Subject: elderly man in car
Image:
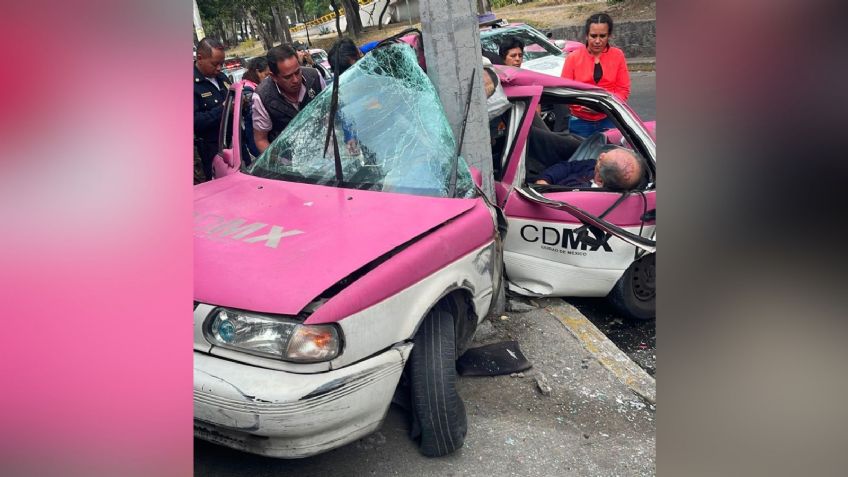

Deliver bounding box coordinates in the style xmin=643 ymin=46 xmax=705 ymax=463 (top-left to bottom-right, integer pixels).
xmin=534 ymin=147 xmax=643 ymax=191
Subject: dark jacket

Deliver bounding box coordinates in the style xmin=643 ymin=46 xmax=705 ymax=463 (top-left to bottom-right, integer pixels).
xmin=256 ymin=67 xmax=322 ymax=143
xmin=539 ymin=159 xmax=597 ymax=188
xmin=193 ymin=64 xmax=231 ymax=143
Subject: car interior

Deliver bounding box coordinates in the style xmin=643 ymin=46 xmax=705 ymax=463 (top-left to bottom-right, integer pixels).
xmin=490 ymin=93 xmax=653 ymax=193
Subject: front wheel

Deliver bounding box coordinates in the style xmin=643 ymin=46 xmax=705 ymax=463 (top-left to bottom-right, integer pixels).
xmin=409 ymin=309 xmax=467 ymax=457
xmin=608 ymin=253 xmax=655 ymax=320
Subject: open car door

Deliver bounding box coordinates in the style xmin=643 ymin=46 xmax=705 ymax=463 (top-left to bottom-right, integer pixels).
xmin=494 ymin=77 xmax=656 ymax=319
xmin=210 ymin=82 xmax=245 ymax=179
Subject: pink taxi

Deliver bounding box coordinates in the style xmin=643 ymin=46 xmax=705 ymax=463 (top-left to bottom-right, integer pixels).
xmin=194 ymin=44 xmax=502 ymax=458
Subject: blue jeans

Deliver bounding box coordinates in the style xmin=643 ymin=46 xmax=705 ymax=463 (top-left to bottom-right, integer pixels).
xmin=568 ymin=116 xmax=615 ymax=138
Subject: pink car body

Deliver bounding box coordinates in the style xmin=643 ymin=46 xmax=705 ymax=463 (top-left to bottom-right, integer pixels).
xmin=491 ymin=66 xmax=656 ymax=316
xmin=196 ymin=49 xmax=501 ymax=458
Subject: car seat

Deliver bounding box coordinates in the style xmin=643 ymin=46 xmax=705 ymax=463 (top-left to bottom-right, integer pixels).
xmin=566 ymin=131 xmax=609 ymax=163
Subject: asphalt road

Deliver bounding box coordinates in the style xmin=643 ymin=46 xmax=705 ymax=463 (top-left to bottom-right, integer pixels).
xmin=626 ymin=72 xmax=656 ymax=121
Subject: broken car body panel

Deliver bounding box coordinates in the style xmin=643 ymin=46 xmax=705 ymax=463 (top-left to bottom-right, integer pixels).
xmin=493 ymin=66 xmax=656 ymax=298
xmin=194 ymin=44 xmax=498 ymax=458
xmin=194 ymin=343 xmax=413 ymax=458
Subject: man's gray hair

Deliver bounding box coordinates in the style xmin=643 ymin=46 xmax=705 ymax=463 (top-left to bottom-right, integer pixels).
xmin=597 ymin=146 xmax=644 ymax=191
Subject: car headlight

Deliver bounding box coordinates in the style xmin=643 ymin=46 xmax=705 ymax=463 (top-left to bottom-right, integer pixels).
xmin=204 ymin=308 xmax=341 ymax=363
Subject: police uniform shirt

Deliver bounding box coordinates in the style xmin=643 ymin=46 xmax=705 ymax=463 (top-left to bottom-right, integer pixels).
xmin=194 ymin=64 xmax=230 ymax=142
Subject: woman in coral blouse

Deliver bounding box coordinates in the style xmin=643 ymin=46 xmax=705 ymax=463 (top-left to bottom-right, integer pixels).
xmin=561 ymin=13 xmax=631 ymax=138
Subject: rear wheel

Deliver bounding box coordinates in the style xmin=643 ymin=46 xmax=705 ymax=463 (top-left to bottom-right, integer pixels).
xmin=608 ymin=254 xmax=655 ymax=320
xmin=409 ymin=309 xmax=467 ymax=457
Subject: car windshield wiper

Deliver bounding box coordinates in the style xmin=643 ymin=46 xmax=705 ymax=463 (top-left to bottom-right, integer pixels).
xmin=449 ymin=68 xmax=476 ymax=198
xmin=323 ymin=49 xmax=344 ymax=184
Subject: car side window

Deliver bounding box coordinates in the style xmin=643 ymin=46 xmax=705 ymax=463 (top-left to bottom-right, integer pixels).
xmin=217 ymin=89 xmax=235 ymax=152
xmin=528 ymin=97 xmax=651 ymax=192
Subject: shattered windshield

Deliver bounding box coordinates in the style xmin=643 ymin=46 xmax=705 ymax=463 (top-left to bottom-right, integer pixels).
xmin=247 ymin=43 xmax=474 ymax=198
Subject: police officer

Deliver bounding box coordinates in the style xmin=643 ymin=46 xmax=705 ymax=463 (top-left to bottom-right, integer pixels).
xmin=194 ymin=38 xmax=230 ymax=182
xmin=252 ymin=44 xmax=325 ymax=154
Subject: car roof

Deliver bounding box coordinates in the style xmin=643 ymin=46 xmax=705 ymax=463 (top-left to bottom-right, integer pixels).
xmin=494 ymin=65 xmax=608 ymax=93
xmin=480 ymin=23 xmax=533 ymax=35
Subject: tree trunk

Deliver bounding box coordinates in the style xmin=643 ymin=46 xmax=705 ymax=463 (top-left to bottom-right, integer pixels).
xmin=279 ymin=7 xmax=293 ymax=43
xmin=299 ymin=6 xmax=312 ymax=45
xmin=248 ymin=10 xmax=274 ymax=51
xmin=342 ymin=0 xmax=363 ymax=36
xmin=350 ymin=0 xmax=363 ymax=32
xmin=477 ymin=0 xmax=491 ymax=14
xmin=330 ymin=1 xmax=342 ymax=38
xmin=378 ymin=0 xmax=390 ymax=30
xmin=271 ymin=6 xmax=285 ymax=43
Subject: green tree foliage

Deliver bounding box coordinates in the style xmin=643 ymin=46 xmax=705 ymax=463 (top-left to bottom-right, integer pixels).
xmin=199 ymin=0 xmax=299 ymax=50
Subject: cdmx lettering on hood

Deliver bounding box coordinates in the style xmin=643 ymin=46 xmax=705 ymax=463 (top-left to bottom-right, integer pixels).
xmin=194 ymin=213 xmax=304 ymax=249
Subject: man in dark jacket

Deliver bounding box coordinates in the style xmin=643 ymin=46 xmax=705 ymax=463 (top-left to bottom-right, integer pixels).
xmin=535 ymin=147 xmax=643 ymax=191
xmin=252 ymin=44 xmax=325 ymax=154
xmin=193 ymin=38 xmax=230 ymax=181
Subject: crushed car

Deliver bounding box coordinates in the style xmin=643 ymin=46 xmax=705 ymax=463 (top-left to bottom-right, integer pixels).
xmin=194 ymin=36 xmax=656 ymax=461
xmin=489 ymin=65 xmax=656 ymax=319
xmin=194 ymin=43 xmax=503 ymax=458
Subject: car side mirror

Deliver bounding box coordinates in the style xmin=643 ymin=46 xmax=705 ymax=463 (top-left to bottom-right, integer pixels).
xmin=544 ymin=31 xmax=553 ymax=38
xmin=469 ymin=166 xmax=483 ymax=188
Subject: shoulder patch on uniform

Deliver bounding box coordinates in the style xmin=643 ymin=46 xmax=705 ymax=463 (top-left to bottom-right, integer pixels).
xmin=201 ymin=92 xmax=213 ymax=98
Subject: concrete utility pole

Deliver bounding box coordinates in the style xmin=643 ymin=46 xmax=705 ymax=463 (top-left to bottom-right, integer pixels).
xmin=419 ymin=0 xmax=493 ymax=200
xmin=192 ymin=0 xmax=206 ymax=41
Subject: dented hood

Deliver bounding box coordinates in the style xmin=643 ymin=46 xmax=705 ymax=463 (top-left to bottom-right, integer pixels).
xmin=194 ymin=174 xmax=477 ymax=315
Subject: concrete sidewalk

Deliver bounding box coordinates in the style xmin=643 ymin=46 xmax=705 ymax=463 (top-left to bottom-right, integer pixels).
xmin=196 ymin=297 xmax=656 ymax=476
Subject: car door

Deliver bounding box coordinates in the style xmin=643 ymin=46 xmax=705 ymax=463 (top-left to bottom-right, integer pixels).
xmin=211 ymin=82 xmax=245 ymax=179
xmin=497 ymin=86 xmax=656 ymax=298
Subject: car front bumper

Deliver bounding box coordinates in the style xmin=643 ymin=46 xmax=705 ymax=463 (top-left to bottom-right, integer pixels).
xmin=194 ymin=342 xmax=412 ymax=458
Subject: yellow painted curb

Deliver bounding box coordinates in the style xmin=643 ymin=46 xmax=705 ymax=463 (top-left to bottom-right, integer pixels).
xmin=535 ymin=298 xmax=656 ymax=404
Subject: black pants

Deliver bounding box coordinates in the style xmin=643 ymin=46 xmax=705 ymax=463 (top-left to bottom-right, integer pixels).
xmin=525 ymin=127 xmax=582 ymax=181
xmin=196 ymin=140 xmax=218 ymax=181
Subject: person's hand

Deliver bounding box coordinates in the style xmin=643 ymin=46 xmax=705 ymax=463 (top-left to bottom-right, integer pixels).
xmin=535 ymin=179 xmax=549 ymax=185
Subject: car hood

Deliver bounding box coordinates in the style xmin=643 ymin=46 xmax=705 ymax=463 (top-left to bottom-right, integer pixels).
xmin=194 ymin=174 xmax=477 ymax=315
xmin=522 ymin=55 xmax=566 ymax=77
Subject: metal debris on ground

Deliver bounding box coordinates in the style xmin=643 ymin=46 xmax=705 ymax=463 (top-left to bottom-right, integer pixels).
xmin=506 ymin=299 xmax=537 ymax=313
xmin=457 ymin=340 xmax=532 ymax=376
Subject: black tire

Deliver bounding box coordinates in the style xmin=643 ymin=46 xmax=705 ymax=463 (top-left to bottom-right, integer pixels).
xmin=608 ymin=253 xmax=655 ymax=320
xmin=409 ymin=309 xmax=467 ymax=457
